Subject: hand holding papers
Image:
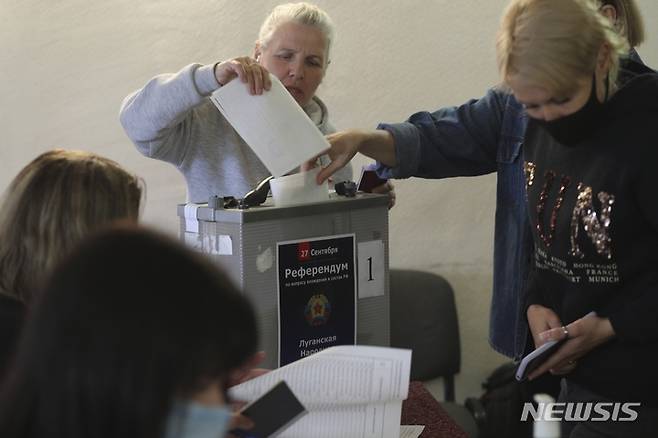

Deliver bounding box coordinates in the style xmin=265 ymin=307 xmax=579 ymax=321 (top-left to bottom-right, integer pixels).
xmin=230 ymin=346 xmax=412 ymax=438
xmin=210 ymin=74 xmax=329 ymax=178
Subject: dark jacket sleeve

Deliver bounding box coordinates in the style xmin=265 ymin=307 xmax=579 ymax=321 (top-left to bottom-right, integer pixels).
xmin=523 ymin=263 xmax=547 ymax=311
xmin=608 ymin=126 xmax=658 ymax=343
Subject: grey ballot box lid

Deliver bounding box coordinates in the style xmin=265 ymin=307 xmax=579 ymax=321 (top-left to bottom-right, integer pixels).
xmin=176 ymin=192 xmax=389 ymax=223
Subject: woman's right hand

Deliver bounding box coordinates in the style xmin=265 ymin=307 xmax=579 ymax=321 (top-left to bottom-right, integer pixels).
xmin=526 ymin=304 xmax=580 ymax=377
xmin=320 ymin=130 xmax=364 ymax=182
xmin=316 ymin=129 xmax=397 ymax=184
xmin=315 ymin=130 xmax=368 ymax=184
xmin=214 ymin=57 xmax=272 ymax=95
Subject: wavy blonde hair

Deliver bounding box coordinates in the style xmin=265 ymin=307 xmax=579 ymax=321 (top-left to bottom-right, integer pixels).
xmin=0 ymin=150 xmax=143 ymax=303
xmin=497 ymin=0 xmax=629 ymax=97
xmin=599 ymin=0 xmax=645 ymax=47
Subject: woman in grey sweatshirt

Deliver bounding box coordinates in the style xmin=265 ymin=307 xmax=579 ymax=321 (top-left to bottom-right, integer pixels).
xmin=119 ymin=2 xmax=353 ymax=204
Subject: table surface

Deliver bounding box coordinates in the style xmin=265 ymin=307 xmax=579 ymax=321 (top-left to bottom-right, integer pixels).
xmin=401 ymin=381 xmax=468 ymax=438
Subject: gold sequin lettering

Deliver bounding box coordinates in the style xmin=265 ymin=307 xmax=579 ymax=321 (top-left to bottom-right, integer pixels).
xmin=570 ymin=183 xmax=615 ymax=259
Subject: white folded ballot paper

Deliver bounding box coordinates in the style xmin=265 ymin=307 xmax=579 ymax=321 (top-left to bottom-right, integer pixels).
xmin=210 ymin=74 xmax=329 ymax=178
xmin=230 ymin=345 xmax=412 ymax=438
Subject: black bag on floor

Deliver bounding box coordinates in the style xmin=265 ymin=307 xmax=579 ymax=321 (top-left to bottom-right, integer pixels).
xmin=465 ymin=362 xmax=561 ymax=438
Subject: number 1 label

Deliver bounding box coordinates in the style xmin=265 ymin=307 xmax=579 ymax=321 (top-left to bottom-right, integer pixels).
xmin=358 ymin=241 xmax=385 ymax=299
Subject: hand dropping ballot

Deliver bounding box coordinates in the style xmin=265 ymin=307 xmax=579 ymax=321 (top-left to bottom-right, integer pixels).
xmin=210 ymin=74 xmax=329 ymax=186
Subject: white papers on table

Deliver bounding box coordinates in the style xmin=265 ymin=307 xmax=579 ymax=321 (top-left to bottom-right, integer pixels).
xmin=210 ymin=74 xmax=329 ymax=177
xmin=357 ymin=240 xmax=386 ymax=299
xmin=400 ymin=426 xmax=425 ymax=438
xmin=230 ymin=345 xmax=412 ymax=438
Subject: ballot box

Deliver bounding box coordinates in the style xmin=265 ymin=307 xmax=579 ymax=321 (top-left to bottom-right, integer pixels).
xmin=178 ymin=193 xmax=390 ymax=368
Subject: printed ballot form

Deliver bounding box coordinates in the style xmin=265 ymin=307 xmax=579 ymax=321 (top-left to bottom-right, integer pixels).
xmin=230 ymin=346 xmax=412 ymax=438
xmin=399 ymin=426 xmax=425 ymax=438
xmin=210 ymin=74 xmax=329 ymax=177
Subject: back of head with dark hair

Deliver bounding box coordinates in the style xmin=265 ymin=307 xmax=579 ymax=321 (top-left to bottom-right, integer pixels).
xmin=0 ymin=226 xmax=258 ymax=438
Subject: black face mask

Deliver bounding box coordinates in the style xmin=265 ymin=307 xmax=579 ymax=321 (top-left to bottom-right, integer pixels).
xmin=534 ymin=75 xmax=608 ymax=147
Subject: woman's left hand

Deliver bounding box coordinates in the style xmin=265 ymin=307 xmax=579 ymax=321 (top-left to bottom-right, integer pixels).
xmin=228 ymin=351 xmax=270 ymax=387
xmin=226 ymin=411 xmax=254 ymax=438
xmin=528 ymin=313 xmax=616 ymax=380
xmin=371 ymin=180 xmax=396 ymax=209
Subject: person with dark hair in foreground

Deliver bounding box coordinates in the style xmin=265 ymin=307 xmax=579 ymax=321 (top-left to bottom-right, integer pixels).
xmin=0 ymin=149 xmax=143 ymax=379
xmin=0 ymin=226 xmax=258 ymax=438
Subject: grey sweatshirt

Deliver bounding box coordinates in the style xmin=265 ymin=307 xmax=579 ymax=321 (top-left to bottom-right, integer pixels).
xmin=120 ymin=63 xmax=352 ymax=203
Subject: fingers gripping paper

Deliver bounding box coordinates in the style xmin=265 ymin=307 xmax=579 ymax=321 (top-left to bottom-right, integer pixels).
xmin=210 ymin=75 xmax=329 ymax=177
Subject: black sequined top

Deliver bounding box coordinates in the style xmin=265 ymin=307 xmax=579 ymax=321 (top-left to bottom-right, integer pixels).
xmin=523 ymin=73 xmax=658 ymax=404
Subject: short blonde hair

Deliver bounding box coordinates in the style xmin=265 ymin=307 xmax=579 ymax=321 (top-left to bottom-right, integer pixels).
xmin=0 ymin=150 xmax=143 ymax=303
xmin=258 ymin=2 xmax=334 ymax=64
xmin=599 ymin=0 xmax=645 ymax=47
xmin=497 ymin=0 xmax=628 ymax=97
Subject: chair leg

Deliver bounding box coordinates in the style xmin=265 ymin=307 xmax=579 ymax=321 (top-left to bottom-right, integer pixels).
xmin=444 ymin=375 xmax=456 ymax=402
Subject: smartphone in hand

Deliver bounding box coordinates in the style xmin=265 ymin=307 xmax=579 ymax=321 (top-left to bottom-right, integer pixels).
xmin=357 ymin=169 xmax=388 ymax=193
xmin=230 ymin=380 xmax=306 ymax=438
xmin=515 ymin=338 xmax=567 ymax=382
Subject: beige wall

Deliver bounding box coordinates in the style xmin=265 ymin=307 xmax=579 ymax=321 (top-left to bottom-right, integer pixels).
xmin=2 ymin=0 xmax=657 ymax=402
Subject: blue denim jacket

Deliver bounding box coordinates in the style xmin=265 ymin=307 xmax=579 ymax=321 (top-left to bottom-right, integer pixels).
xmin=376 ymin=88 xmax=530 ymax=358
xmin=375 ymin=51 xmax=651 ymax=359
